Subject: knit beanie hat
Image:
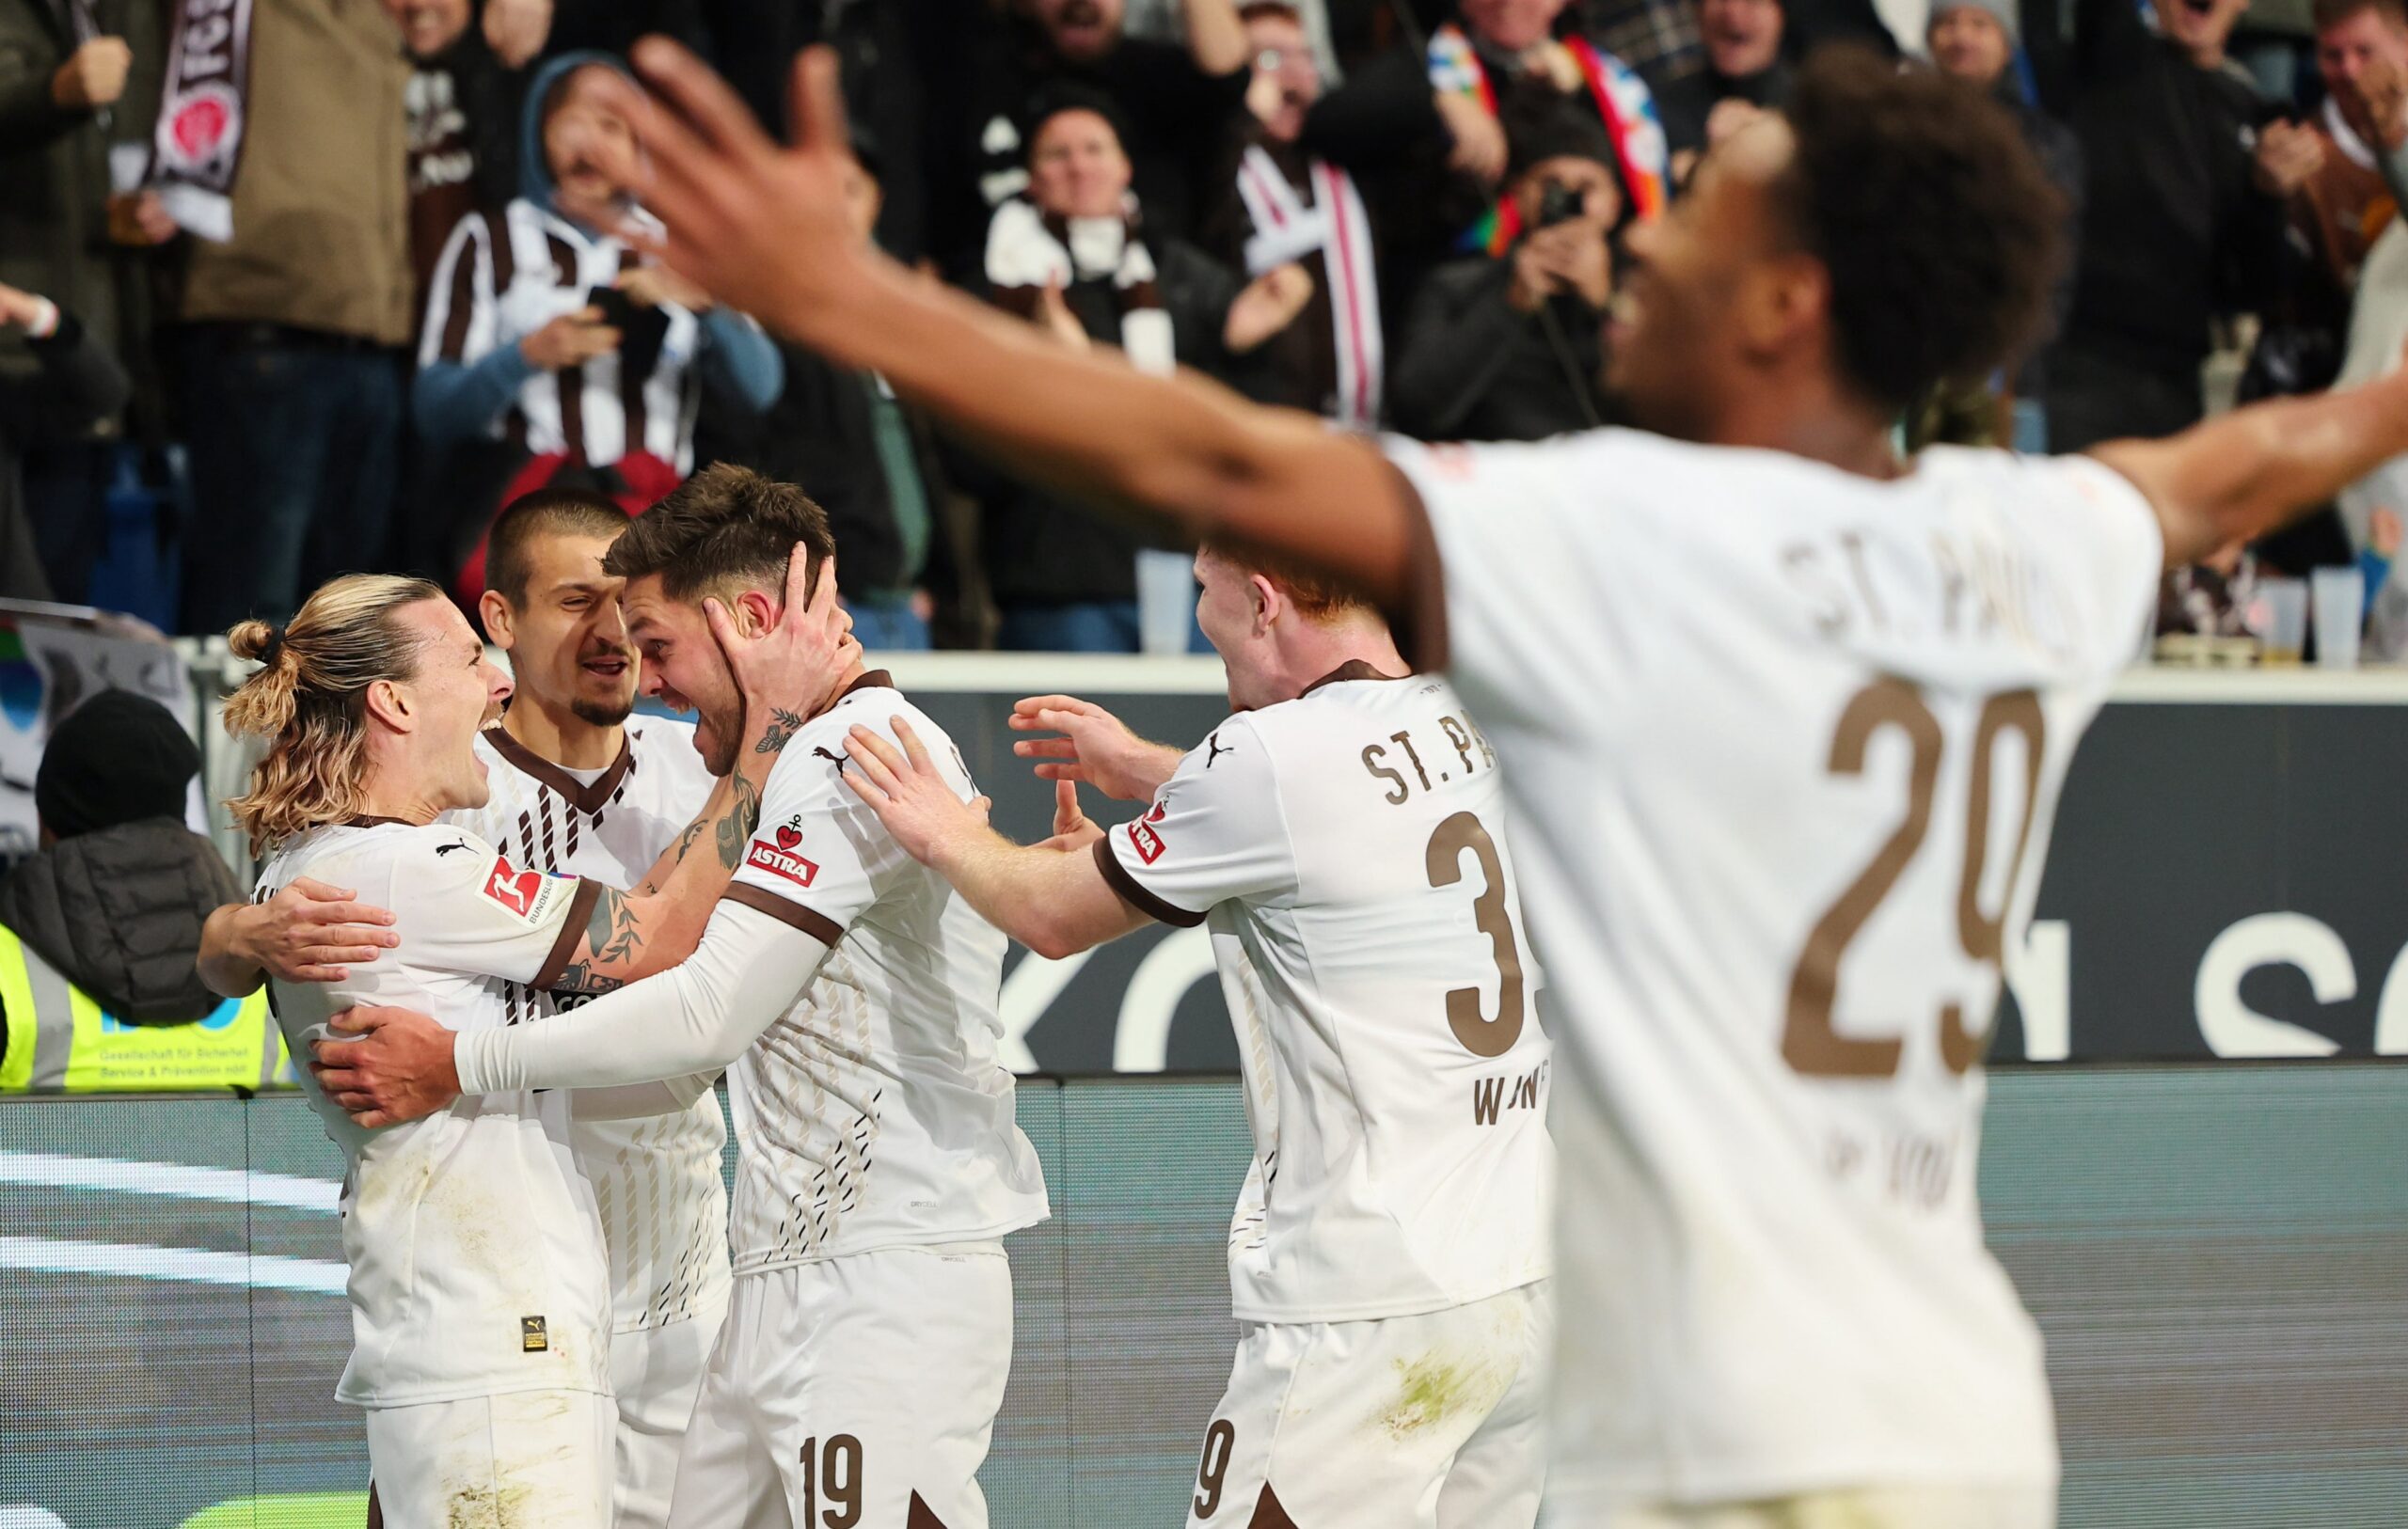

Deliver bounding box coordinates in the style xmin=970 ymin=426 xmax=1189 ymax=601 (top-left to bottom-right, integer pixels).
xmin=1928 ymin=0 xmax=2020 ymax=42
xmin=36 ymin=690 xmax=198 ymax=841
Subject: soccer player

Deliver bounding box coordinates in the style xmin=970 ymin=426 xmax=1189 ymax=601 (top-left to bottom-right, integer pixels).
xmin=214 ymin=487 xmax=752 ymax=1528
xmin=199 ymin=560 xmax=842 ymax=1529
xmin=841 ymin=540 xmax=1553 ymax=1528
xmin=309 ymin=468 xmax=1050 ymax=1529
xmin=552 ymin=39 xmax=2408 ymax=1526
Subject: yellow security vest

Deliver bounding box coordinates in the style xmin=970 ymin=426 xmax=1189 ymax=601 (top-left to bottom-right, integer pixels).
xmin=0 ymin=924 xmax=287 ymax=1093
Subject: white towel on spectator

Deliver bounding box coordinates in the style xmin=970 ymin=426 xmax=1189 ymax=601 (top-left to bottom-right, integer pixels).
xmin=984 ymin=197 xmax=1176 ymax=376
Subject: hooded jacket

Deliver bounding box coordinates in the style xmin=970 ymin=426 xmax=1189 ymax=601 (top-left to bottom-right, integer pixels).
xmin=0 ymin=818 xmax=242 ymax=1024
xmin=412 ymin=51 xmax=783 ymax=452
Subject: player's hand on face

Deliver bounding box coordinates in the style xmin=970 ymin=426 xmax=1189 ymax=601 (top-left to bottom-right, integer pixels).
xmin=1008 ymin=695 xmax=1151 ymax=801
xmin=841 ymin=718 xmax=988 ymax=866
xmin=570 ymin=42 xmax=868 ymax=349
xmin=311 ymin=1006 xmax=461 ymax=1128
xmin=705 ymin=544 xmax=858 ymax=729
xmin=245 ymin=877 xmax=400 ymax=985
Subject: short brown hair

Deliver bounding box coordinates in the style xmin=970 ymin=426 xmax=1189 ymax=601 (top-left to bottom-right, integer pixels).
xmin=485 ymin=486 xmax=631 ymax=608
xmin=1200 ymin=536 xmax=1374 ymax=623
xmin=2315 ymin=0 xmax=2406 ymax=32
xmin=602 ymin=464 xmax=836 ymax=605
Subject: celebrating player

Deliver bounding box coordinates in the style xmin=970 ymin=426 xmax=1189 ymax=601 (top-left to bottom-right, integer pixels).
xmin=843 ymin=539 xmax=1553 ymax=1528
xmin=310 ymin=467 xmax=1050 ymax=1529
xmin=209 ymin=488 xmax=763 ymax=1528
xmin=198 ymin=559 xmax=844 ymax=1529
xmin=557 ymin=39 xmax=2408 ymax=1527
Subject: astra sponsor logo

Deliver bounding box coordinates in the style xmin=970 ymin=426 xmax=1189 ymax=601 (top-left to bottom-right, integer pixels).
xmin=747 ymin=830 xmax=820 ymax=889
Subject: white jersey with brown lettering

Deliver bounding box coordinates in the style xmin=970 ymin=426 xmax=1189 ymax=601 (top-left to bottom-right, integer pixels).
xmin=717 ymin=672 xmax=1049 ymax=1272
xmin=260 ymin=819 xmax=611 ymax=1407
xmin=1384 ymin=432 xmax=2164 ymax=1507
xmin=1097 ymin=666 xmax=1552 ymax=1325
xmin=449 ymin=720 xmax=732 ymax=1335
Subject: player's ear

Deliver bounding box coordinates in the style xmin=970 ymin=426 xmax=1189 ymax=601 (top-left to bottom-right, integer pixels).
xmin=363 ymin=677 xmax=413 ymax=733
xmin=733 ymin=587 xmax=778 ymax=638
xmin=478 ymin=590 xmax=515 ymax=651
xmin=1248 ymin=573 xmax=1280 ymax=635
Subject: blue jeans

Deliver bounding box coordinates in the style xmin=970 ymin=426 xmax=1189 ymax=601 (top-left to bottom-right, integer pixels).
xmin=178 ymin=326 xmax=404 ymax=634
xmin=996 ymin=601 xmax=1143 ymax=654
xmin=843 ymin=595 xmax=931 ymax=652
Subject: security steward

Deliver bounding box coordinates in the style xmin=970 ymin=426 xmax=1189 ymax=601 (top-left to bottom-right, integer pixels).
xmin=0 ymin=689 xmax=280 ymax=1093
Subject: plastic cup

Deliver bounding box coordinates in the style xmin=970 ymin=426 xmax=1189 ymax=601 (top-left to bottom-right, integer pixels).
xmin=2312 ymin=566 xmax=2366 ymax=669
xmin=2251 ymin=576 xmax=2309 ymax=665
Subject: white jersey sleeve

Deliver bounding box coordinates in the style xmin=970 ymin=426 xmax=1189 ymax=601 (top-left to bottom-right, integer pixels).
xmin=399 ymin=828 xmax=601 ymax=990
xmin=723 ymin=743 xmax=915 ymax=945
xmin=1095 ymin=717 xmax=1297 ymax=926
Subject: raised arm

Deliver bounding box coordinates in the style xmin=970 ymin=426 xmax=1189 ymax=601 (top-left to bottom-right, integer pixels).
xmin=585 ymin=43 xmax=1416 ymax=609
xmin=2091 ymin=356 xmax=2408 ymax=568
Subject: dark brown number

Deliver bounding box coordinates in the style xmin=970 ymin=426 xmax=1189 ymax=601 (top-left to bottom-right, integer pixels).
xmin=1426 ymin=812 xmax=1526 ymax=1058
xmin=1782 ymin=685 xmax=2046 ymax=1079
xmin=1194 ymin=1418 xmax=1236 ymax=1518
xmin=800 ymin=1433 xmax=863 ymax=1528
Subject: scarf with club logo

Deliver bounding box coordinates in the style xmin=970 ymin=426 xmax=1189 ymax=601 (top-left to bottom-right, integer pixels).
xmin=147 ymin=0 xmax=257 ymax=243
xmin=984 ymin=195 xmax=1177 ymax=375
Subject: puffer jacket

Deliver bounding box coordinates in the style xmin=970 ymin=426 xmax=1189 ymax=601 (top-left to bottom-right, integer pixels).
xmin=0 ymin=817 xmax=241 ymax=1024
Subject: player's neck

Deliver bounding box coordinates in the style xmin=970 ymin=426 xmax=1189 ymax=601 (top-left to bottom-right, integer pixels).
xmin=1709 ymin=377 xmax=1904 ymax=481
xmin=355 ymin=753 xmax=446 ymax=827
xmin=1276 ymin=623 xmax=1411 ymax=701
xmin=501 ymin=692 xmax=624 ymax=771
xmin=807 ymin=657 xmax=872 ymax=721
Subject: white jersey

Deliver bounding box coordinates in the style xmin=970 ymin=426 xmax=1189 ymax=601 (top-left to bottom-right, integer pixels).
xmin=717 ymin=673 xmax=1049 ymax=1271
xmin=448 ymin=721 xmax=732 ymax=1334
xmin=260 ymin=820 xmax=611 ymax=1407
xmin=1384 ymin=432 xmax=2163 ymax=1505
xmin=1098 ymin=668 xmax=1552 ymax=1324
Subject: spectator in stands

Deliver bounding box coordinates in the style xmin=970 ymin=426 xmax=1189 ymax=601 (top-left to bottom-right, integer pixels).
xmin=1928 ymin=0 xmax=2083 ymax=449
xmin=2291 ymin=0 xmax=2408 ymax=297
xmin=2036 ymin=0 xmax=2309 ymax=449
xmin=390 ymin=0 xmax=534 ymax=304
xmin=937 ymin=0 xmax=1252 ymax=274
xmin=0 ymin=690 xmax=238 ymax=1032
xmin=977 ymin=89 xmax=1310 ymax=650
xmin=0 ymin=282 xmax=126 ymax=600
xmin=167 ymin=0 xmax=413 ymax=635
xmin=414 ymin=52 xmax=783 ymax=603
xmin=1656 ymin=0 xmax=1792 ymax=178
xmin=701 ymin=142 xmax=983 ymax=651
xmin=1391 ymin=100 xmax=1620 ymax=439
xmin=1575 ymin=0 xmax=1707 ymax=87
xmin=1213 ymin=0 xmax=1393 ymax=424
xmin=1426 ymin=0 xmax=1671 ymax=255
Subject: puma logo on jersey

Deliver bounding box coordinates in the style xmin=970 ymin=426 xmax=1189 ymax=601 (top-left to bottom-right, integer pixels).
xmin=1206 ymin=733 xmax=1233 ymax=768
xmin=814 ymin=746 xmax=848 ymax=770
xmin=435 ymin=841 xmax=474 ymax=858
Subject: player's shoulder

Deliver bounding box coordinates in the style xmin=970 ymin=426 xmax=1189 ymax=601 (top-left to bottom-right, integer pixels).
xmin=267 ymin=819 xmax=493 ymax=887
xmin=817 ymin=672 xmax=961 ymax=756
xmin=1246 ymin=664 xmax=1458 ymax=745
xmin=625 ymin=715 xmax=713 ymax=790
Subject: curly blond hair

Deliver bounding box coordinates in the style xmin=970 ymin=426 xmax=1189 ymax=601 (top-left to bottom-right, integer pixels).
xmin=221 ymin=575 xmax=446 ymax=856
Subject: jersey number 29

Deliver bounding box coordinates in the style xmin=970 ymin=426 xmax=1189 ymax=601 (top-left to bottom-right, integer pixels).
xmin=1783 ymin=681 xmax=2046 ymax=1079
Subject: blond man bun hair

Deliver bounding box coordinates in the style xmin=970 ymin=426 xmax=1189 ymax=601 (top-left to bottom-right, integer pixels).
xmin=221 ymin=574 xmax=445 ymax=855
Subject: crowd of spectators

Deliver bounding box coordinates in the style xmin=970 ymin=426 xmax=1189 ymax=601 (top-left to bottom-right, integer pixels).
xmin=1 ymin=0 xmax=2405 ymax=652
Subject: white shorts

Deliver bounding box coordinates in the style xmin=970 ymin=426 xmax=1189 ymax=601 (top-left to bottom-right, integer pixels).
xmin=609 ymin=1309 xmax=724 ymax=1529
xmin=1185 ymin=1281 xmax=1552 ymax=1529
xmin=1556 ymin=1484 xmax=2055 ymax=1529
xmin=666 ymin=1243 xmax=1012 ymax=1529
xmin=363 ymin=1389 xmax=614 ymax=1529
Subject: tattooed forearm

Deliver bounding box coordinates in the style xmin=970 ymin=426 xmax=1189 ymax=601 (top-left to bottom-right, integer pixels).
xmin=717 ymin=769 xmax=765 ymax=870
xmin=639 ymin=816 xmax=710 ymax=895
xmin=756 ymin=707 xmax=805 ymax=754
xmin=550 ymin=962 xmax=627 ymax=999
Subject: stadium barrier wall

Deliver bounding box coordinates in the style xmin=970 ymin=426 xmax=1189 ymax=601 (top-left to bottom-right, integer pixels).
xmin=3 ymin=1065 xmax=2406 ymax=1528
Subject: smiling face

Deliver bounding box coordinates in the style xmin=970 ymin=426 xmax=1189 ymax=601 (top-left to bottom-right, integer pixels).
xmin=622 ymin=574 xmax=745 ymax=777
xmin=486 ymin=530 xmax=637 ymax=728
xmin=2318 ymin=4 xmax=2408 ymax=133
xmin=544 ymin=65 xmax=639 ymax=210
xmin=387 ymin=598 xmax=515 ymax=812
xmin=1193 ymin=547 xmax=1283 ymax=712
xmin=383 ymin=0 xmax=468 ymax=59
xmin=1929 ymin=5 xmax=2014 ymax=85
xmin=1028 ymin=108 xmax=1133 ymax=220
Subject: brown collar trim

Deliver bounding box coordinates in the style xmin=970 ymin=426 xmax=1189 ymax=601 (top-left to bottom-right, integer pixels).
xmin=1301 ymin=659 xmax=1410 ymax=696
xmin=341 ymin=814 xmax=418 ymax=829
xmin=483 ymin=724 xmax=636 ymax=814
xmin=838 ymin=670 xmax=895 ymax=701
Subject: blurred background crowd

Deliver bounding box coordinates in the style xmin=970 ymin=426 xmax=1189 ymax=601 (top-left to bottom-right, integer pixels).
xmin=1 ymin=0 xmax=2405 ymax=654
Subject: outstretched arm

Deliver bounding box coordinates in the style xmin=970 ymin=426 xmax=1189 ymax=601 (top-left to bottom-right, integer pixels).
xmin=584 ymin=42 xmax=1416 ymax=610
xmin=1007 ymin=696 xmax=1185 ymax=802
xmin=2092 ymin=357 xmax=2408 ymax=569
xmin=842 ymin=721 xmax=1152 ymax=961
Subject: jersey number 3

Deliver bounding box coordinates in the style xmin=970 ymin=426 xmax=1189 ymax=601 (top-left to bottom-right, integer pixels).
xmin=1783 ymin=680 xmax=2045 ymax=1079
xmin=1427 ymin=811 xmax=1526 ymax=1058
